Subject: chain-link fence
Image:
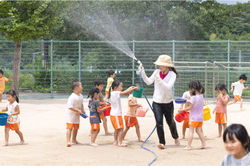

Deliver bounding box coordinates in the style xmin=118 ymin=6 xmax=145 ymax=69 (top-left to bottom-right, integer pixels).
xmin=0 ymin=40 xmax=250 ymax=99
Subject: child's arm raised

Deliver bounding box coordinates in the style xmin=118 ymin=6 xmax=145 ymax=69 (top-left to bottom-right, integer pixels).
xmin=139 ymin=66 xmax=156 ymax=86
xmin=120 ymin=87 xmax=137 ymax=96
xmin=243 ymin=86 xmax=248 ymax=90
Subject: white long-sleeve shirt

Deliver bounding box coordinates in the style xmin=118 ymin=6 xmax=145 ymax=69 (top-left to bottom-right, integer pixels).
xmin=141 ymin=69 xmax=176 ymax=104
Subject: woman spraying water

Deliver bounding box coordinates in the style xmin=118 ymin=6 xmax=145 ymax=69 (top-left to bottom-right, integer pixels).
xmin=138 ymin=55 xmax=180 ymax=149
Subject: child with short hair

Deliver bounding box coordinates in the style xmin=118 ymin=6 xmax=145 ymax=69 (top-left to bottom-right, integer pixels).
xmin=105 ymin=70 xmax=115 ymax=100
xmin=213 ymin=83 xmax=230 ymax=137
xmin=179 ymin=91 xmax=191 ymax=139
xmin=108 ymin=80 xmax=137 ymax=147
xmin=66 ymin=81 xmax=85 ymax=147
xmin=222 ymin=124 xmax=250 ymax=166
xmin=0 ymin=69 xmax=10 ymax=102
xmin=88 ymin=87 xmax=106 ymax=146
xmin=121 ymin=85 xmax=143 ymax=142
xmin=229 ymin=74 xmax=248 ymax=110
xmin=178 ymin=80 xmax=206 ymax=150
xmin=1 ymin=90 xmax=24 ymax=146
xmin=94 ymin=79 xmax=111 ymax=135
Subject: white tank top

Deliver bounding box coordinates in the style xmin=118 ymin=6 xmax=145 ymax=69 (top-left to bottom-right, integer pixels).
xmin=7 ymin=101 xmax=20 ymax=124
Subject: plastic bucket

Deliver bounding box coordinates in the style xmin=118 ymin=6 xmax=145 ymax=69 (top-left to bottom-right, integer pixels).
xmin=136 ymin=107 xmax=148 ymax=117
xmin=80 ymin=112 xmax=88 ymax=119
xmin=0 ymin=113 xmax=9 ymax=126
xmin=101 ymin=104 xmax=111 ymax=116
xmin=175 ymin=111 xmax=188 ymax=123
xmin=203 ymin=105 xmax=211 ymax=121
xmin=133 ymin=88 xmax=143 ymax=98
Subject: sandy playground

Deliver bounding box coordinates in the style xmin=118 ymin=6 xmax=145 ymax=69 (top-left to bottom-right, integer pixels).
xmin=0 ymin=98 xmax=249 ymax=166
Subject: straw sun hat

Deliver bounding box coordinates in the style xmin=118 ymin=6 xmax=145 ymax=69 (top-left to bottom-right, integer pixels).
xmin=154 ymin=55 xmax=175 ymax=67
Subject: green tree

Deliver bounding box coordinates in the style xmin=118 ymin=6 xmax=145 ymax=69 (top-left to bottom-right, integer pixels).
xmin=0 ymin=1 xmax=65 ymax=95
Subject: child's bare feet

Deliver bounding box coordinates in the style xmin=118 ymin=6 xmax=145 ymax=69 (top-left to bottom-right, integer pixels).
xmin=118 ymin=143 xmax=127 ymax=147
xmin=20 ymin=141 xmax=25 ymax=145
xmin=138 ymin=139 xmax=143 ymax=142
xmin=4 ymin=143 xmax=8 ymax=146
xmin=157 ymin=144 xmax=165 ymax=149
xmin=200 ymin=146 xmax=206 ymax=149
xmin=184 ymin=146 xmax=192 ymax=150
xmin=105 ymin=132 xmax=113 ymax=136
xmin=72 ymin=140 xmax=81 ymax=145
xmin=90 ymin=143 xmax=99 ymax=147
xmin=122 ymin=140 xmax=128 ymax=144
xmin=113 ymin=141 xmax=118 ymax=146
xmin=181 ymin=136 xmax=185 ymax=140
xmin=175 ymin=139 xmax=180 ymax=146
xmin=201 ymin=143 xmax=206 ymax=149
xmin=66 ymin=143 xmax=71 ymax=147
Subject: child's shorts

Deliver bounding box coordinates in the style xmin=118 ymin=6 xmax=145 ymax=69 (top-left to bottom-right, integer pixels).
xmin=215 ymin=113 xmax=227 ymax=124
xmin=124 ymin=116 xmax=138 ymax=127
xmin=66 ymin=123 xmax=79 ymax=130
xmin=189 ymin=122 xmax=203 ymax=128
xmin=234 ymin=95 xmax=242 ymax=102
xmin=5 ymin=122 xmax=20 ymax=131
xmin=110 ymin=116 xmax=124 ymax=130
xmin=91 ymin=123 xmax=100 ymax=131
xmin=0 ymin=90 xmax=4 ymax=95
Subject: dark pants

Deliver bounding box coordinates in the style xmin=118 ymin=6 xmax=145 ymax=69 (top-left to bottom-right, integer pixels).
xmin=152 ymin=101 xmax=179 ymax=145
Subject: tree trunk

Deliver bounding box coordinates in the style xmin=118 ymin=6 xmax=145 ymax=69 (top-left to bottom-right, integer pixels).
xmin=12 ymin=41 xmax=22 ymax=97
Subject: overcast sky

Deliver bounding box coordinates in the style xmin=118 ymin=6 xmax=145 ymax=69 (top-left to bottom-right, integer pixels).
xmin=215 ymin=0 xmax=249 ymax=4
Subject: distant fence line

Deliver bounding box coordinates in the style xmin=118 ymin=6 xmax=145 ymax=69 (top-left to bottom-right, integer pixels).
xmin=0 ymin=40 xmax=250 ymax=99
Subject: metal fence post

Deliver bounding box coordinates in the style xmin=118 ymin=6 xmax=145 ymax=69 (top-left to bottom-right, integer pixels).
xmin=172 ymin=40 xmax=175 ymax=97
xmin=132 ymin=40 xmax=135 ymax=85
xmin=78 ymin=40 xmax=81 ymax=82
xmin=50 ymin=40 xmax=53 ymax=98
xmin=227 ymin=40 xmax=230 ymax=91
xmin=205 ymin=61 xmax=207 ymax=99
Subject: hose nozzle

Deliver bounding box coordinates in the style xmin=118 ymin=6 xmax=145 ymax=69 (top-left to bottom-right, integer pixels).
xmin=137 ymin=60 xmax=142 ymax=67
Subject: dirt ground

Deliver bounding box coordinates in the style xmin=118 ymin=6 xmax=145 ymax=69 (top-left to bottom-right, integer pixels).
xmin=0 ymin=98 xmax=249 ymax=166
